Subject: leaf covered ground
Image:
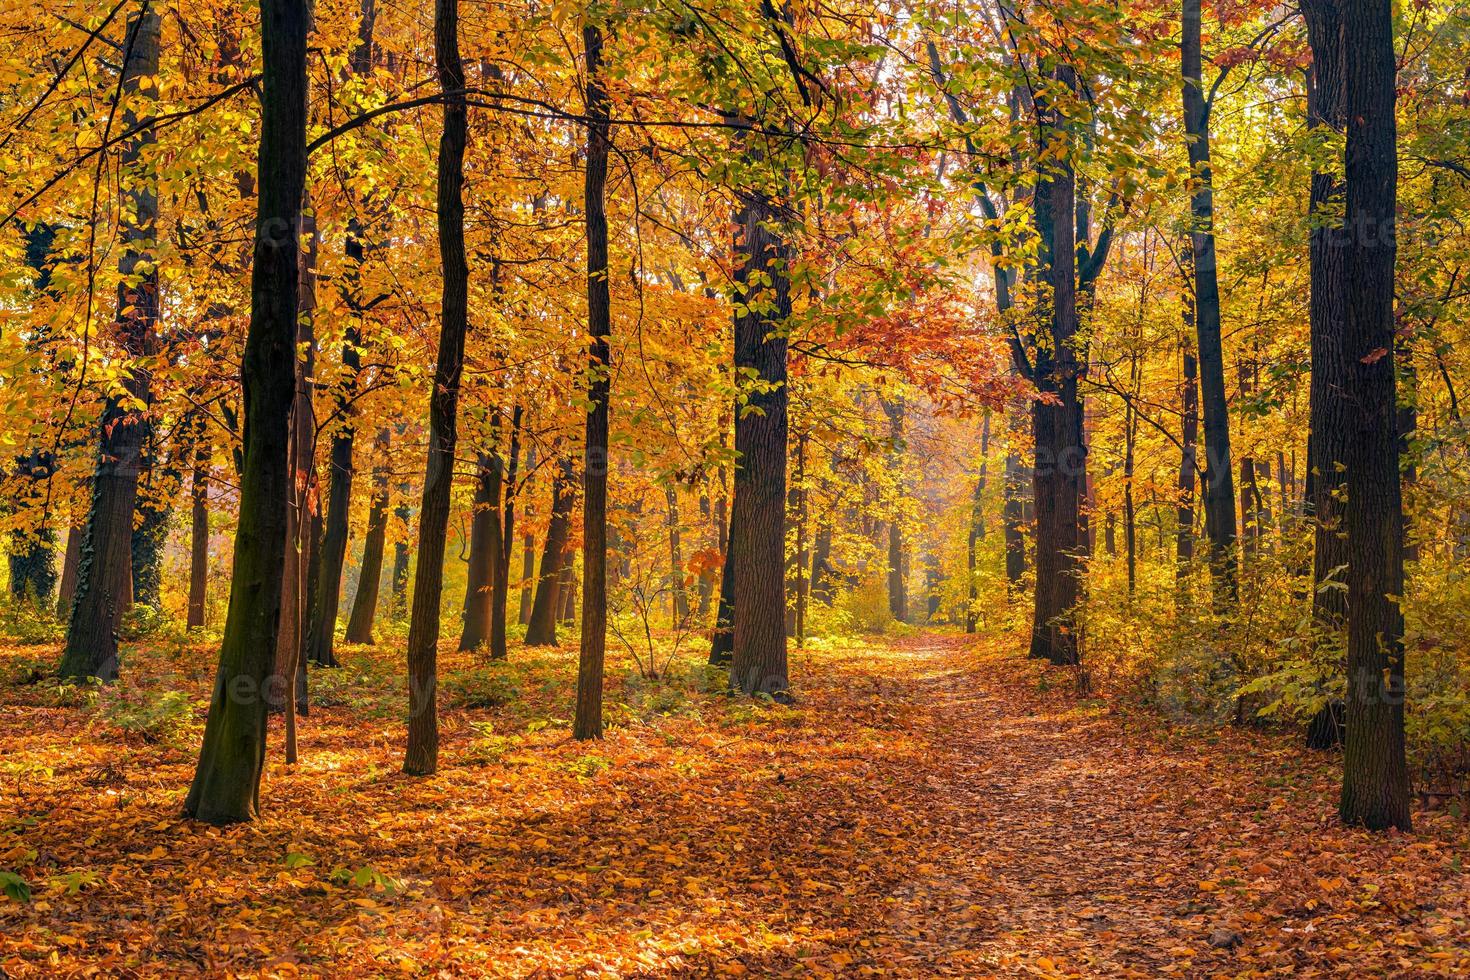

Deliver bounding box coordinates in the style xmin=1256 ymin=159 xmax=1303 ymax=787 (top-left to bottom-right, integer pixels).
xmin=2 ymin=631 xmax=1469 ymax=977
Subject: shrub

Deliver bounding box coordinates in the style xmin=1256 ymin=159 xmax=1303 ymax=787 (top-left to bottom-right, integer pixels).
xmin=441 ymin=665 xmax=521 ymax=709
xmin=95 ymin=688 xmax=197 ymax=745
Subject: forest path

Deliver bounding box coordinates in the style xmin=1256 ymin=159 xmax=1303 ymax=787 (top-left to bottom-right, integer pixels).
xmin=4 ymin=630 xmax=1469 ymax=977
xmin=872 ymin=630 xmax=1469 ymax=977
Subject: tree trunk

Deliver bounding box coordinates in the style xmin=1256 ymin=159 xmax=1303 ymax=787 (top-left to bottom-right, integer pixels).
xmin=458 ymin=450 xmax=502 ymax=652
xmin=345 ymin=429 xmax=391 ymax=644
xmin=1301 ymin=0 xmax=1351 ymax=749
xmin=404 ymin=0 xmax=470 ymax=776
xmin=185 ymin=0 xmax=309 ymax=824
xmin=525 ymin=458 xmax=575 ymax=646
xmin=1028 ymin=62 xmax=1083 ymax=667
xmin=390 ymin=483 xmax=411 ymax=617
xmin=882 ymin=396 xmax=907 ymax=623
xmin=574 ymin=22 xmax=612 ymax=741
xmin=490 ymin=405 xmax=521 ymax=660
xmin=270 ymin=201 xmax=319 ymax=736
xmin=1336 ymin=0 xmax=1410 ymax=831
xmin=307 ymin=216 xmax=369 ymax=668
xmin=188 ymin=445 xmax=209 ymax=629
xmin=728 ymin=187 xmax=790 ymax=698
xmin=1182 ymin=0 xmax=1238 ymax=600
xmin=966 ymin=414 xmax=990 ymax=633
xmin=665 ymin=484 xmax=689 ymax=624
xmin=57 ymin=522 xmax=82 ymax=621
xmin=59 ymin=10 xmax=161 ymax=682
xmin=1177 ymin=242 xmax=1199 ymax=587
xmin=792 ymin=429 xmax=809 ymax=645
xmin=1003 ymin=446 xmax=1027 ymax=589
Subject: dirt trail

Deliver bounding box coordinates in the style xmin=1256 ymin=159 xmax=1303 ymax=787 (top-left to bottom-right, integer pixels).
xmin=873 ymin=632 xmax=1470 ymax=977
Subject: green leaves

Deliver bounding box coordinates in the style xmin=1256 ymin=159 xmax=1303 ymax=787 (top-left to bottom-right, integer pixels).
xmin=0 ymin=869 xmax=31 ymax=903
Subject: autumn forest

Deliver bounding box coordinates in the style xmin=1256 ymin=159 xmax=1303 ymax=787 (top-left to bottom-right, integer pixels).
xmin=3 ymin=0 xmax=1470 ymax=974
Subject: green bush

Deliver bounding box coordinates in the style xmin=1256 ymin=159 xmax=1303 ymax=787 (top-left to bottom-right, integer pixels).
xmin=441 ymin=664 xmax=521 ymax=709
xmin=0 ymin=600 xmax=64 ymax=645
xmin=95 ymin=688 xmax=197 ymax=745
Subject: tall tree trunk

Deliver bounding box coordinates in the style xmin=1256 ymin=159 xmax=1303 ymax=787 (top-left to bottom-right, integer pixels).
xmin=458 ymin=449 xmax=503 ymax=652
xmin=1182 ymin=0 xmax=1238 ymax=600
xmin=185 ymin=0 xmax=310 ymax=824
xmin=525 ymin=458 xmax=574 ymax=646
xmin=665 ymin=484 xmax=689 ymax=623
xmin=791 ymin=429 xmax=809 ymax=645
xmin=307 ymin=216 xmax=369 ymax=668
xmin=728 ymin=187 xmax=790 ymax=698
xmin=882 ymin=396 xmax=907 ymax=624
xmin=345 ymin=429 xmax=391 ymax=644
xmin=1028 ymin=62 xmax=1084 ymax=667
xmin=574 ymin=22 xmax=612 ymax=739
xmin=966 ymin=414 xmax=990 ymax=633
xmin=59 ymin=10 xmax=161 ymax=681
xmin=490 ymin=405 xmax=521 ymax=660
xmin=1003 ymin=445 xmax=1027 ymax=589
xmin=404 ymin=0 xmax=470 ymax=776
xmin=271 ymin=201 xmax=318 ymax=738
xmin=1336 ymin=0 xmax=1410 ymax=831
xmin=1177 ymin=242 xmax=1199 ymax=587
xmin=188 ymin=444 xmax=210 ymax=629
xmin=517 ymin=531 xmax=536 ymax=625
xmin=1301 ymin=0 xmax=1351 ymax=749
xmin=390 ymin=482 xmax=411 ymax=617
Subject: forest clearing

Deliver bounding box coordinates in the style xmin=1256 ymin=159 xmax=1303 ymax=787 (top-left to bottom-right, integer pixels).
xmin=4 ymin=0 xmax=1470 ymax=974
xmin=5 ymin=632 xmax=1469 ymax=977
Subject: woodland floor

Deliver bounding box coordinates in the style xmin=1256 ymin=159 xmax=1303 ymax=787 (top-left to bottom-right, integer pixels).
xmin=2 ymin=630 xmax=1469 ymax=977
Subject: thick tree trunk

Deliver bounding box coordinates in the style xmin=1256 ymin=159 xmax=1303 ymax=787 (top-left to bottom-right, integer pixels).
xmin=728 ymin=189 xmax=790 ymax=698
xmin=1336 ymin=0 xmax=1410 ymax=831
xmin=185 ymin=0 xmax=309 ymax=824
xmin=344 ymin=429 xmax=391 ymax=644
xmin=1182 ymin=0 xmax=1238 ymax=600
xmin=59 ymin=10 xmax=161 ymax=682
xmin=525 ymin=458 xmax=575 ymax=646
xmin=574 ymin=22 xmax=612 ymax=741
xmin=1028 ymin=63 xmax=1083 ymax=667
xmin=404 ymin=0 xmax=470 ymax=776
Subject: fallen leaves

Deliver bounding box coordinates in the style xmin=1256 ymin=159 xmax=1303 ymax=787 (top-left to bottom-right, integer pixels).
xmin=2 ymin=632 xmax=1470 ymax=976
